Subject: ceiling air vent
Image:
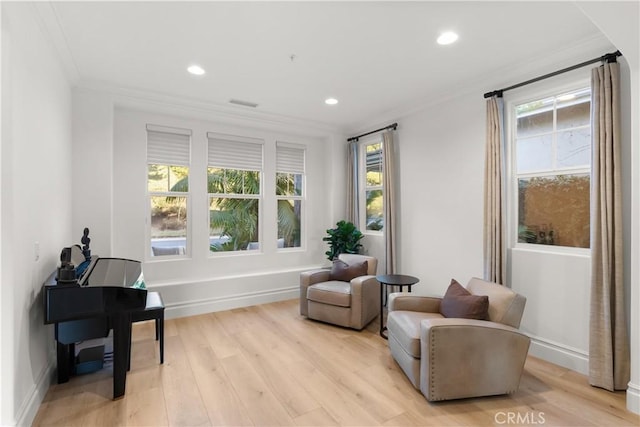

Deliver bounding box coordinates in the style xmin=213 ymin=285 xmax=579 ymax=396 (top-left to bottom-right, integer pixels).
xmin=229 ymin=99 xmax=259 ymax=108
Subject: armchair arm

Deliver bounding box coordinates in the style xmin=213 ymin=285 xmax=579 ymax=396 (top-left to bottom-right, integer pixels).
xmin=349 ymin=275 xmax=380 ymax=329
xmin=388 ymin=292 xmax=442 ymax=313
xmin=419 ymin=318 xmax=530 ymax=401
xmin=349 ymin=274 xmax=378 ymax=288
xmin=299 ymin=268 xmax=330 ymax=316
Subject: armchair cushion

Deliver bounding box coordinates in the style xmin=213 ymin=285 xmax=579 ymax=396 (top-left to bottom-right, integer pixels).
xmin=440 ymin=279 xmax=489 ymax=320
xmin=387 ymin=311 xmax=443 ymax=358
xmin=307 ymin=281 xmax=351 ymax=307
xmin=328 ymin=259 xmax=368 ymax=282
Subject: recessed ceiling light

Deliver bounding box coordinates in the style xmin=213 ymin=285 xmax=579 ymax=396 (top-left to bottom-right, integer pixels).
xmin=325 ymin=98 xmax=338 ymax=105
xmin=437 ymin=31 xmax=459 ymax=45
xmin=187 ymin=65 xmax=205 ymax=76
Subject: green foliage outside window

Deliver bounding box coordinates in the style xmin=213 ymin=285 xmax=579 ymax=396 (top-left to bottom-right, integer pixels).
xmin=148 ymin=164 xmax=189 ymax=241
xmin=168 ymin=168 xmax=301 ymax=251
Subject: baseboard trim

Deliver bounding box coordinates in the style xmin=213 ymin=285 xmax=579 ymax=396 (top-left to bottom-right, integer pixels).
xmin=528 ymin=335 xmax=589 ymax=375
xmin=15 ymin=351 xmax=55 ymax=427
xmin=627 ymin=382 xmax=640 ymax=415
xmin=164 ymin=285 xmax=299 ymax=319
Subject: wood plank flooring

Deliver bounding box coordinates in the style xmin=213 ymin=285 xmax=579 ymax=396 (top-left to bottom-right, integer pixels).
xmin=33 ymin=299 xmax=638 ymax=426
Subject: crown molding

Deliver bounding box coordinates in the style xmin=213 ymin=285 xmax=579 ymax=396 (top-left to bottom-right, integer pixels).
xmin=350 ymin=33 xmax=614 ymax=135
xmin=75 ymin=81 xmax=345 ymax=139
xmin=31 ymin=2 xmax=80 ymax=84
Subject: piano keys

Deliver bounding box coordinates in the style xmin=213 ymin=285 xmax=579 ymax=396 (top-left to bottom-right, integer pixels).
xmin=43 ymin=257 xmax=147 ymax=399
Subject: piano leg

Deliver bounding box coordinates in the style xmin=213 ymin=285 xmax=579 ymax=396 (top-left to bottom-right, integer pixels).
xmin=111 ymin=313 xmax=131 ymax=399
xmin=56 ymin=341 xmax=74 ymax=384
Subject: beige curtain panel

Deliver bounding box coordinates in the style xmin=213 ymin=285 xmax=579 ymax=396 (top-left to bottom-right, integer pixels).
xmin=589 ymin=61 xmax=630 ymax=391
xmin=346 ymin=141 xmax=359 ymax=225
xmin=382 ymin=131 xmax=397 ymax=274
xmin=483 ymin=96 xmax=506 ymax=285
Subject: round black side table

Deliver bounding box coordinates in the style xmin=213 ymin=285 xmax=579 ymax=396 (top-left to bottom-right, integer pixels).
xmin=376 ymin=274 xmax=420 ymax=339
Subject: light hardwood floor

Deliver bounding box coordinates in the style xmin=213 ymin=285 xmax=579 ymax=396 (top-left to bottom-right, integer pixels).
xmin=33 ymin=299 xmax=638 ymax=426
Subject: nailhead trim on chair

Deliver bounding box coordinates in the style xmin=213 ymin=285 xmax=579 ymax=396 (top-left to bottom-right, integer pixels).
xmin=427 ymin=327 xmax=520 ymax=400
xmin=430 ymin=330 xmax=439 ymax=401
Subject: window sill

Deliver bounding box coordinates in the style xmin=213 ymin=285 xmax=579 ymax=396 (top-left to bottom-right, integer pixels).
xmin=511 ymin=243 xmax=590 ymax=258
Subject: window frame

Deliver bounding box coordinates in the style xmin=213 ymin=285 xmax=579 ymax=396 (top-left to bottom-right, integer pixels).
xmin=358 ymin=138 xmax=384 ymax=235
xmin=275 ymin=142 xmax=306 ymax=251
xmin=145 ymin=125 xmax=192 ymax=261
xmin=506 ymin=76 xmax=591 ymax=255
xmin=207 ymin=133 xmax=264 ymax=255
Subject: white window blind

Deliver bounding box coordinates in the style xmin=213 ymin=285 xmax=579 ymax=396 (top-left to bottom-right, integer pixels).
xmin=207 ymin=132 xmax=263 ymax=170
xmin=276 ymin=143 xmax=305 ymax=174
xmin=146 ymin=125 xmax=191 ymax=166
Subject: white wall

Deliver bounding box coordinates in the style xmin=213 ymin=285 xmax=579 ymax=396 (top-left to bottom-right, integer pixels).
xmin=71 ymin=92 xmax=342 ymax=319
xmin=395 ymin=93 xmax=485 ymax=293
xmin=0 ymin=3 xmax=73 ymax=426
xmin=72 ymin=89 xmax=114 ymax=257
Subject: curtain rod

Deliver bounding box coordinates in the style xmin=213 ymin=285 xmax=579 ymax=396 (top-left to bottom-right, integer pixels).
xmin=483 ymin=50 xmax=622 ymax=99
xmin=347 ymin=123 xmax=398 ymax=142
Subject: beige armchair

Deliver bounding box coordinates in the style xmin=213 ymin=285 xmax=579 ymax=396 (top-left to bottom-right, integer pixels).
xmin=387 ymin=277 xmax=530 ymax=401
xmin=300 ymin=254 xmax=379 ymax=330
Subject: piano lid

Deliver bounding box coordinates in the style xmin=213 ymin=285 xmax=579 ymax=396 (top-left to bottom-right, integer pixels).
xmin=43 ymin=257 xmax=147 ymax=324
xmin=79 ymin=257 xmax=146 ymax=289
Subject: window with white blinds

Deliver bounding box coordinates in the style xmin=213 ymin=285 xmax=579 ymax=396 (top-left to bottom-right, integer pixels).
xmin=207 ymin=133 xmax=263 ymax=253
xmin=147 ymin=124 xmax=191 ymax=166
xmin=276 ymin=142 xmax=305 ymax=249
xmin=276 ymin=144 xmax=305 ymax=174
xmin=146 ymin=125 xmax=191 ymax=259
xmin=207 ymin=133 xmax=263 ymax=171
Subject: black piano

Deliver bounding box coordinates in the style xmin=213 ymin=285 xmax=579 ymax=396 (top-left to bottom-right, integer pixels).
xmin=43 ymin=256 xmax=147 ymax=399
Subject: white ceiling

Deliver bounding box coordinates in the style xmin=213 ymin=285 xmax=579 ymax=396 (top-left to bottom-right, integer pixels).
xmin=39 ymin=1 xmax=615 ymax=132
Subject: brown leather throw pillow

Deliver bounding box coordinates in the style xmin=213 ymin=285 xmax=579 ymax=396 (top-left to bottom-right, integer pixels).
xmin=439 ymin=279 xmax=489 ymax=320
xmin=328 ymin=259 xmax=368 ymax=282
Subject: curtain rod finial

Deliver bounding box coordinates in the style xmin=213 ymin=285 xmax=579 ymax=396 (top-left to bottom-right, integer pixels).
xmin=603 ymin=50 xmax=622 ymax=63
xmin=483 ymin=90 xmax=503 ymax=99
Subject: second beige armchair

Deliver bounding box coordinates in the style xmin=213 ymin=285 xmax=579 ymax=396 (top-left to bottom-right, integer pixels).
xmin=387 ymin=277 xmax=530 ymax=401
xmin=300 ymin=254 xmax=379 ymax=330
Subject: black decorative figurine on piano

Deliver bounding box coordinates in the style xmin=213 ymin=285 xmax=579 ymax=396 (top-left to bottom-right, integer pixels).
xmin=56 ymin=247 xmax=78 ymax=285
xmin=43 ymin=228 xmax=147 ymax=399
xmin=55 ymin=228 xmax=92 ymax=285
xmin=78 ymin=227 xmax=91 ymax=275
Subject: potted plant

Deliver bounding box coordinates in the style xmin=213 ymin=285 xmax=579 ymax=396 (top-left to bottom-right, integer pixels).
xmin=323 ymin=220 xmax=364 ymax=261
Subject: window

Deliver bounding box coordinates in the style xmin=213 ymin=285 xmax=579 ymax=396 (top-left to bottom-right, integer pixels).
xmin=513 ymin=87 xmax=591 ymax=248
xmin=276 ymin=142 xmax=305 ymax=249
xmin=362 ymin=141 xmax=384 ymax=232
xmin=146 ymin=125 xmax=191 ymax=258
xmin=207 ymin=133 xmax=263 ymax=252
